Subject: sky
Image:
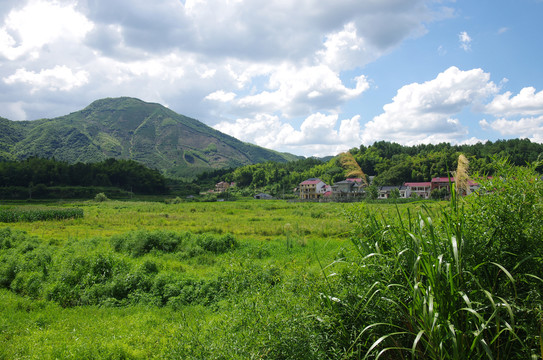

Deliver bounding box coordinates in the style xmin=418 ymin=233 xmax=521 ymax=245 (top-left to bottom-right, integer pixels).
xmin=1 ymin=0 xmax=543 ymax=157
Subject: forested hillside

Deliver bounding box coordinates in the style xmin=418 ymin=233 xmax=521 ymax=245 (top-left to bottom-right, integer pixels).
xmin=196 ymin=138 xmax=543 ymax=194
xmin=0 ymin=97 xmax=300 ymax=179
xmin=2 ymin=138 xmax=541 ymax=200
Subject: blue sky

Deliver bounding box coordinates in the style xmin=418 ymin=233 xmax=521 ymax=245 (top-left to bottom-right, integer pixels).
xmin=1 ymin=0 xmax=542 ymax=157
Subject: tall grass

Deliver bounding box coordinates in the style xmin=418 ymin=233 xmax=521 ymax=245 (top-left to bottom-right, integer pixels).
xmin=321 ymin=159 xmax=543 ymax=359
xmin=0 ymin=207 xmax=83 ymax=222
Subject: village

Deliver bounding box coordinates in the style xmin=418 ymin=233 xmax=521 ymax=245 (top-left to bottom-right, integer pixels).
xmin=209 ymin=176 xmax=481 ymax=201
xmin=297 ymin=176 xmax=481 ymax=200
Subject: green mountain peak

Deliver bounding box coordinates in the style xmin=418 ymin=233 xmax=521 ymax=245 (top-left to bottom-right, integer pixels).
xmin=0 ymin=97 xmax=300 ymax=179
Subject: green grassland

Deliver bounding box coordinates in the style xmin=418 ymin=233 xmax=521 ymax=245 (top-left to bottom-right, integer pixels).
xmin=2 ymin=158 xmax=542 ymax=360
xmin=0 ymin=199 xmax=372 ymax=359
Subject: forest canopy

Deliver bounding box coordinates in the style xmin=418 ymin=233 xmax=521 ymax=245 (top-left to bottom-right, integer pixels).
xmin=1 ymin=139 xmax=541 ymax=199
xmin=195 ymin=138 xmax=543 ymax=192
xmin=0 ymin=157 xmax=167 ymax=195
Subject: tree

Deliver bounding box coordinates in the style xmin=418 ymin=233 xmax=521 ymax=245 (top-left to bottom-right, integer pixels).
xmin=252 ymin=169 xmax=266 ymax=188
xmin=339 ymin=152 xmax=367 ymax=185
xmin=366 ymin=185 xmax=378 ymax=200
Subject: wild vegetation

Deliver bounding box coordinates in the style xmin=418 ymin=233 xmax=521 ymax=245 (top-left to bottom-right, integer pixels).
xmin=1 ymin=157 xmax=542 ymax=359
xmin=0 ymin=207 xmax=83 ymax=222
xmin=0 ymin=199 xmax=353 ymax=359
xmin=319 ymin=158 xmax=543 ymax=359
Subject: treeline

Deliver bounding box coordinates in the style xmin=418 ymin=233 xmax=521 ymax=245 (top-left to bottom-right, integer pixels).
xmin=195 ymin=139 xmax=543 ymax=195
xmin=0 ymin=157 xmax=168 ymax=196
xmin=353 ymin=138 xmax=543 ymax=186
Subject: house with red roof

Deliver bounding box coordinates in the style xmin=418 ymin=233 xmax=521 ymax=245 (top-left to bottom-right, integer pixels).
xmin=404 ymin=182 xmax=432 ymax=199
xmin=299 ymin=178 xmax=327 ymax=200
xmin=431 ymin=177 xmax=454 ymax=192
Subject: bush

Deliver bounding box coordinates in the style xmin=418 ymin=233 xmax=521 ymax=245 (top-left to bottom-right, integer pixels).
xmin=94 ymin=192 xmax=109 ymax=202
xmin=110 ymin=230 xmax=239 ymax=257
xmin=197 ymin=233 xmax=238 ymax=254
xmin=111 ymin=230 xmax=186 ymax=257
xmin=320 ymin=159 xmax=543 ymax=359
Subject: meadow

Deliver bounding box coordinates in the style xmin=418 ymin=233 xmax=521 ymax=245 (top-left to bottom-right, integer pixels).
xmin=0 ymin=198 xmax=370 ymax=359
xmin=1 ymin=159 xmax=542 ymax=360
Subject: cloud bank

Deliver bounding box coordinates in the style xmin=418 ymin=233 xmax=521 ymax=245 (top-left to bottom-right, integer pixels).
xmin=0 ymin=0 xmax=541 ymax=156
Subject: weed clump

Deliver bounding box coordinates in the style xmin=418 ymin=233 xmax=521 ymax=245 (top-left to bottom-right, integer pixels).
xmin=110 ymin=230 xmax=239 ymax=257
xmin=94 ymin=192 xmax=109 ymax=202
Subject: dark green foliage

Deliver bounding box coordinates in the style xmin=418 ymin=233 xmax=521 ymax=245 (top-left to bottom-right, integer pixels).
xmin=0 ymin=228 xmax=242 ymax=308
xmin=0 ymin=157 xmax=168 ymax=196
xmin=0 ymin=207 xmax=83 ymax=222
xmin=198 ymin=233 xmax=237 ymax=254
xmin=110 ymin=230 xmax=239 ymax=257
xmin=463 ymin=158 xmax=543 ymax=291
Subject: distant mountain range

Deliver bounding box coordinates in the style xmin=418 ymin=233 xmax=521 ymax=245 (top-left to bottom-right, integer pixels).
xmin=0 ymin=97 xmax=300 ymax=178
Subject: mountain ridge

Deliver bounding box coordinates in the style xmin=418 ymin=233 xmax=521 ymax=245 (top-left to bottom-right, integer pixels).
xmin=0 ymin=97 xmax=301 ymax=178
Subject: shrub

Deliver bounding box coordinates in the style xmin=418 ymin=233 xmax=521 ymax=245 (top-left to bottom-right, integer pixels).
xmin=94 ymin=192 xmax=109 ymax=202
xmin=111 ymin=230 xmax=186 ymax=257
xmin=111 ymin=230 xmax=239 ymax=257
xmin=320 ymin=159 xmax=543 ymax=359
xmin=197 ymin=233 xmax=238 ymax=254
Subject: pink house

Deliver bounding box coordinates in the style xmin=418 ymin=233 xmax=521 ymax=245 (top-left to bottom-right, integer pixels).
xmin=299 ymin=178 xmax=327 ymax=200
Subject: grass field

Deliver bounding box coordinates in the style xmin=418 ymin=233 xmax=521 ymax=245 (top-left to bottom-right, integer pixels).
xmin=2 ymin=169 xmax=541 ymax=360
xmin=0 ymin=199 xmax=370 ymax=359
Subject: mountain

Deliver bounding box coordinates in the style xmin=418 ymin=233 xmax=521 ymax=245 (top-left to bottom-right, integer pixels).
xmin=0 ymin=97 xmax=300 ymax=178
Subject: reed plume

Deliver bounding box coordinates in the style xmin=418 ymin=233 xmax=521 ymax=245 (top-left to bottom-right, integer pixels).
xmin=454 ymin=154 xmax=469 ymax=195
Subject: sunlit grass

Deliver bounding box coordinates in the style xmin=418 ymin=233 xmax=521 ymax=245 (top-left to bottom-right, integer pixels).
xmin=0 ymin=198 xmax=446 ymax=359
xmin=2 ymin=200 xmax=352 ymax=242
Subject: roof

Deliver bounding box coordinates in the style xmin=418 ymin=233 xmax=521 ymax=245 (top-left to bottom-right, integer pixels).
xmin=333 ymin=180 xmax=354 ymax=185
xmin=431 ymin=177 xmax=455 ymax=183
xmin=300 ymin=178 xmax=324 ymax=185
xmin=379 ymin=185 xmax=407 ymax=191
xmin=404 ymin=182 xmax=431 ymax=187
xmin=345 ymin=178 xmax=363 ymax=183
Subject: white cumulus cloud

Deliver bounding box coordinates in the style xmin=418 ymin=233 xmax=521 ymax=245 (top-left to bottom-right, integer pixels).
xmin=205 ymin=90 xmax=236 ymax=102
xmin=214 ymin=112 xmax=363 ymax=157
xmin=480 ymin=116 xmax=543 ymax=143
xmin=0 ymin=0 xmax=93 ymax=60
xmin=361 ymin=66 xmax=498 ymax=145
xmin=484 ymin=87 xmax=543 ymax=117
xmin=3 ymin=65 xmax=89 ymax=92
xmin=212 ymin=64 xmax=370 ymax=119
xmin=459 ymin=31 xmax=472 ymax=51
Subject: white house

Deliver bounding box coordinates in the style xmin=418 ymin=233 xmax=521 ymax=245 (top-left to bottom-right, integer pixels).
xmin=404 ymin=182 xmax=432 ymax=199
xmin=299 ymin=178 xmax=327 ymax=200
